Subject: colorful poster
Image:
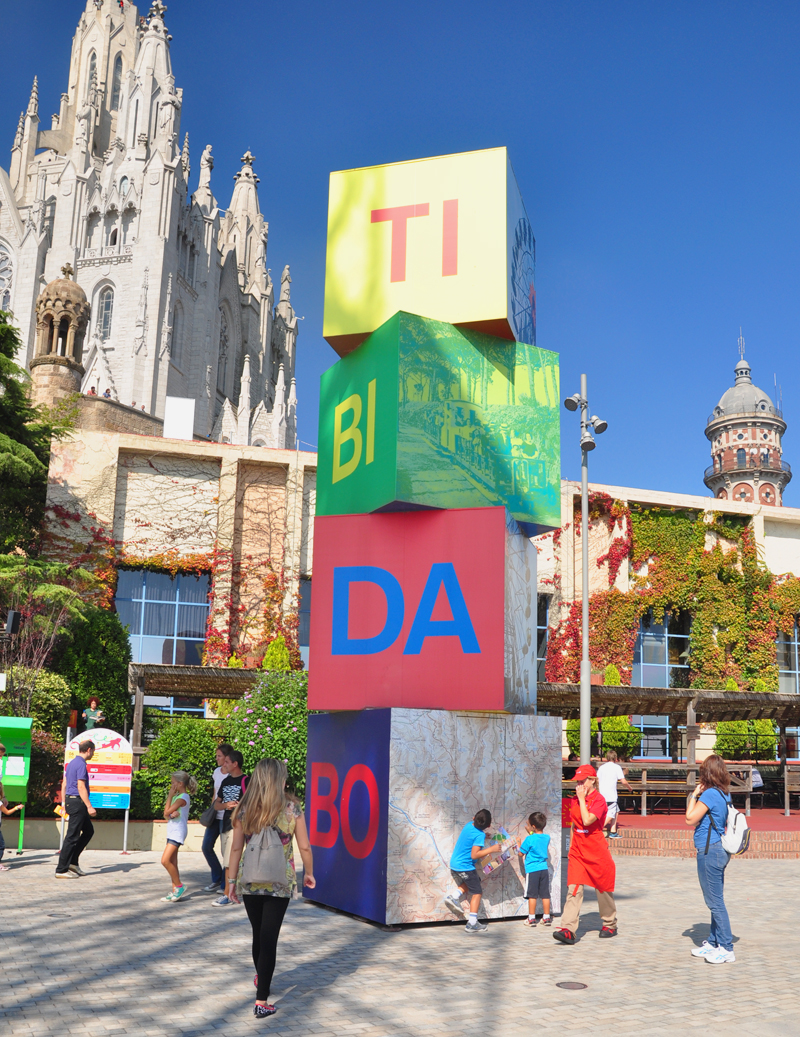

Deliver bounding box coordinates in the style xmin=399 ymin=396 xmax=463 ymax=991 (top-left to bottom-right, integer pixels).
xmin=65 ymin=728 xmax=133 ymax=810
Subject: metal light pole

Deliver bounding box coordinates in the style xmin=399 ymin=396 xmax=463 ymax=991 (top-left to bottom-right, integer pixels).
xmin=564 ymin=375 xmax=607 ymax=764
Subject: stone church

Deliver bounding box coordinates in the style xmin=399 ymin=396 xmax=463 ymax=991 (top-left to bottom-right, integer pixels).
xmin=0 ymin=0 xmax=298 ymax=447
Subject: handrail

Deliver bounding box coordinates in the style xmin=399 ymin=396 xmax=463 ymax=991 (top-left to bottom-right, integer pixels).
xmin=704 ymin=458 xmax=791 ymax=481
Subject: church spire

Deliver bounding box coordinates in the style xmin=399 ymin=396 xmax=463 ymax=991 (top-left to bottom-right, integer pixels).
xmin=27 ymin=77 xmax=39 ymax=119
xmin=181 ymin=132 xmax=190 ymax=175
xmin=13 ymin=111 xmax=24 ymax=148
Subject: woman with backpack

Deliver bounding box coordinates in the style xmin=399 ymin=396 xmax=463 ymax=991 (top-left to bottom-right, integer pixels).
xmin=685 ymin=753 xmax=735 ymax=965
xmin=227 ymin=758 xmax=315 ymax=1018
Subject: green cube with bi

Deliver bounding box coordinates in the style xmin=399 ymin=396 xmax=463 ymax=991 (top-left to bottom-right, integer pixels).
xmin=316 ymin=311 xmax=561 ymax=533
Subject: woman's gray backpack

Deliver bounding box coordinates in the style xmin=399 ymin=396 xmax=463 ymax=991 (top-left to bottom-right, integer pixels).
xmin=241 ymin=826 xmax=287 ymax=885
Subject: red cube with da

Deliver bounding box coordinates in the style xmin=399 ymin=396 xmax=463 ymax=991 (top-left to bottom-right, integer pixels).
xmin=308 ymin=507 xmax=536 ymax=712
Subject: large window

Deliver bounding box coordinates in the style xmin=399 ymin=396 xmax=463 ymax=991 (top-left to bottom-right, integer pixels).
xmin=536 ymin=594 xmax=549 ymax=682
xmin=777 ymin=621 xmax=800 ymax=695
xmin=110 ymin=54 xmax=123 ymax=110
xmin=115 ymin=570 xmax=210 ymax=667
xmin=631 ymin=610 xmax=691 ymax=758
xmin=298 ymin=577 xmax=311 ymax=669
xmin=97 ymin=286 xmax=114 ymax=341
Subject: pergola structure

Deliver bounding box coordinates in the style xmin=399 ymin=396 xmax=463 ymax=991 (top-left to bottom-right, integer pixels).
xmin=129 ymin=666 xmax=800 ymax=770
xmin=129 ymin=663 xmax=261 ymax=767
xmin=537 ymin=681 xmax=800 ymax=769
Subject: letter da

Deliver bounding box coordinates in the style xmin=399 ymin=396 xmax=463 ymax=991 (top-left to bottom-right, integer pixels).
xmin=403 ymin=563 xmax=481 ymax=655
xmin=331 ymin=566 xmax=404 ymax=655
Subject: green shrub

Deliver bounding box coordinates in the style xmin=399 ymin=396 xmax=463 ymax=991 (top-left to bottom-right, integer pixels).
xmin=50 ymin=606 xmax=132 ymax=732
xmin=752 ymin=678 xmax=767 ymax=693
xmin=566 ymin=718 xmax=599 ymax=757
xmin=599 ymin=715 xmax=641 ymax=759
xmin=1 ymin=668 xmax=71 ymax=737
xmin=225 ymin=670 xmax=308 ymax=796
xmin=603 ymin=664 xmax=622 ymax=686
xmin=25 ymin=730 xmax=64 ymax=815
xmin=262 ymin=635 xmax=291 ymax=672
xmin=724 ymin=677 xmax=739 ymax=691
xmin=714 ymin=719 xmax=777 ymax=760
xmin=136 ymin=717 xmax=223 ymax=819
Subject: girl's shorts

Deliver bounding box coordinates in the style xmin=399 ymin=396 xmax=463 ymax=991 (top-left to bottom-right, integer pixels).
xmin=166 ymin=838 xmax=184 ymax=847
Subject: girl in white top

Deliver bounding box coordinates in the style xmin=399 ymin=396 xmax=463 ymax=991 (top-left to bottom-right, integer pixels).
xmin=160 ymin=770 xmax=197 ymax=902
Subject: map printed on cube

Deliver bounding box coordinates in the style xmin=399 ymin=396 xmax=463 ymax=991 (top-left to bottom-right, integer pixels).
xmin=323 ymin=147 xmax=537 ymax=355
xmin=317 ymin=310 xmax=560 ymax=533
xmin=307 ymin=506 xmax=537 ymax=713
xmin=305 ymin=709 xmax=563 ymax=925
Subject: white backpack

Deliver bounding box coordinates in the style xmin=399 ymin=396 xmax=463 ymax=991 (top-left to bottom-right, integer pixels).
xmin=705 ymin=790 xmax=750 ymax=856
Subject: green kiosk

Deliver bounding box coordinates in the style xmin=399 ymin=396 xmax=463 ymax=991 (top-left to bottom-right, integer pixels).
xmin=0 ymin=716 xmax=33 ymax=853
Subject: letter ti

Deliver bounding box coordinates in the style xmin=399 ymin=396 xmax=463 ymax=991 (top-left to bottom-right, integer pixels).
xmin=371 ymin=204 xmax=430 ymax=282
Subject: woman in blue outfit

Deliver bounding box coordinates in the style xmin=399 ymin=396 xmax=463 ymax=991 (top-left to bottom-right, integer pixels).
xmin=685 ymin=753 xmax=735 ymax=965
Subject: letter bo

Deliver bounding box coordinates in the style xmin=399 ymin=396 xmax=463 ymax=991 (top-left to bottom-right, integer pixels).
xmin=323 ymin=147 xmax=536 ymax=355
xmin=307 ymin=507 xmax=537 ymax=713
xmin=317 ymin=311 xmax=561 ymax=534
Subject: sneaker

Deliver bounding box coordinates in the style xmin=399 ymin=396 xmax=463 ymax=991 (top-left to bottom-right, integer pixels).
xmin=203 ymin=882 xmax=221 ymax=892
xmin=161 ymin=891 xmax=176 ymax=902
xmin=68 ymin=864 xmax=86 ymax=876
xmin=523 ymin=917 xmax=537 ymax=927
xmin=171 ymin=885 xmax=186 ymax=901
xmin=0 ymin=865 xmax=10 ymax=872
xmin=444 ymin=895 xmax=466 ymax=918
xmin=691 ymin=940 xmax=717 ymax=958
xmin=212 ymin=895 xmax=231 ymax=906
xmin=55 ymin=870 xmax=78 ymax=878
xmin=609 ymin=832 xmax=620 ymax=839
xmin=253 ymin=1003 xmax=277 ymax=1018
xmin=553 ymin=928 xmax=576 ymax=944
xmin=599 ymin=926 xmax=617 ymax=938
xmin=705 ymin=947 xmax=735 ymax=965
xmin=465 ymin=920 xmax=489 ymax=933
xmin=541 ymin=916 xmax=552 ymax=926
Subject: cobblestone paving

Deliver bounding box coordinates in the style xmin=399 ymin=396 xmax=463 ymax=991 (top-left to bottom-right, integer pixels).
xmin=0 ymin=848 xmax=796 ymax=1036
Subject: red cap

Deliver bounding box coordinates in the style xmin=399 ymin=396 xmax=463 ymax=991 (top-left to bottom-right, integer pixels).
xmin=574 ymin=764 xmax=597 ymax=781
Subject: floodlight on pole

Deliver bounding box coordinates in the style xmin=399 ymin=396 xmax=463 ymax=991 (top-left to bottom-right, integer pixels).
xmin=563 ymin=374 xmax=609 ymax=765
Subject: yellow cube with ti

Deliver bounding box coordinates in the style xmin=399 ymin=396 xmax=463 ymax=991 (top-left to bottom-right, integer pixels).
xmin=323 ymin=147 xmax=536 ymax=355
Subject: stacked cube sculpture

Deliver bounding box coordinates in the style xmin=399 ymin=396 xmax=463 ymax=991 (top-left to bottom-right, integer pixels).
xmin=305 ymin=148 xmax=563 ymax=924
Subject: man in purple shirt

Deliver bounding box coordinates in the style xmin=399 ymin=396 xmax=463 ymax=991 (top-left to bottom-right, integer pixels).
xmin=55 ymin=741 xmax=96 ymax=878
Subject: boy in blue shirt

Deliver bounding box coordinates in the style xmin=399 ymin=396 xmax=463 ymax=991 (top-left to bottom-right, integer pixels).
xmin=518 ymin=811 xmax=551 ymax=926
xmin=445 ymin=808 xmax=502 ymax=933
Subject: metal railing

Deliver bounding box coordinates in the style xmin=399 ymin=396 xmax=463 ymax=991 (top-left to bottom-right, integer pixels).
xmin=704 ymin=457 xmax=791 ymax=482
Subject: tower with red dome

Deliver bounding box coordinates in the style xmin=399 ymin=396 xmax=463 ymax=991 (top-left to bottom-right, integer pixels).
xmin=704 ymin=335 xmax=791 ymax=505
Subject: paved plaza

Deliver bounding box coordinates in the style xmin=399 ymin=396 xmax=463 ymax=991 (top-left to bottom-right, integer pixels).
xmin=0 ymin=848 xmax=796 ymax=1037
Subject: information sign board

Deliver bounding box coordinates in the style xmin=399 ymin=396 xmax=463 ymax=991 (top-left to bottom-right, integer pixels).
xmin=65 ymin=728 xmax=133 ymax=810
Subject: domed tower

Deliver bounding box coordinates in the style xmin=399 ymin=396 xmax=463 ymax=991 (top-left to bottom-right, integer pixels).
xmin=29 ymin=264 xmax=90 ymax=409
xmin=704 ymin=334 xmax=790 ymax=505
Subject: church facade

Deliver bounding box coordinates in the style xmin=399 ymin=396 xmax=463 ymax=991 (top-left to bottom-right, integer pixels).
xmin=0 ymin=0 xmax=297 ymax=447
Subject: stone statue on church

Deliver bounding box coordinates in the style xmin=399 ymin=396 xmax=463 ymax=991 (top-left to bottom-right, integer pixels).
xmin=280 ymin=264 xmax=291 ymax=303
xmin=198 ymin=145 xmax=213 ymax=189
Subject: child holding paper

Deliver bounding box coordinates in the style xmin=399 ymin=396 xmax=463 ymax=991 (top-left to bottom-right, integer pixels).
xmin=444 ymin=808 xmax=502 ymax=933
xmin=518 ymin=811 xmax=552 ymax=926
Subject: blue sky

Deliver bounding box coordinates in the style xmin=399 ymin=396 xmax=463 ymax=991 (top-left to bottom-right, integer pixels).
xmin=5 ymin=1 xmax=800 ymax=501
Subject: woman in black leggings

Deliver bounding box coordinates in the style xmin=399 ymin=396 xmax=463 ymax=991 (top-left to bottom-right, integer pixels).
xmin=227 ymin=758 xmax=315 ymax=1018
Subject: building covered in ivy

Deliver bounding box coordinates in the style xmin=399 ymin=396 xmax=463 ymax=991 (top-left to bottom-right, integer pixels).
xmin=534 ymin=479 xmax=800 ymax=760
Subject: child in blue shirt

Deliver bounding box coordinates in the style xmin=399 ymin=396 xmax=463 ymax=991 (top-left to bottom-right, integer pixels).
xmin=445 ymin=808 xmax=502 ymax=933
xmin=518 ymin=811 xmax=551 ymax=926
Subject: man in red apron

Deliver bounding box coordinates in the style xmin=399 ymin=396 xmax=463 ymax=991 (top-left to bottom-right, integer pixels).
xmin=554 ymin=763 xmax=618 ymax=944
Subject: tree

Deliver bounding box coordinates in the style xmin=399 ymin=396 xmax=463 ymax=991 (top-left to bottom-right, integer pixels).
xmin=262 ymin=634 xmax=291 ymax=672
xmin=0 ymin=668 xmax=71 ymax=737
xmin=0 ymin=556 xmax=95 ymax=718
xmin=0 ymin=312 xmax=69 ymax=553
xmin=50 ymin=605 xmax=132 ymax=731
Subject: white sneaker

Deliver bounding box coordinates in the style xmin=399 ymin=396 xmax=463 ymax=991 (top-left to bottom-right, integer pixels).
xmin=444 ymin=895 xmax=466 ymax=917
xmin=203 ymin=883 xmax=221 ymax=892
xmin=68 ymin=864 xmax=87 ymax=876
xmin=55 ymin=870 xmax=78 ymax=878
xmin=691 ymin=940 xmax=715 ymax=957
xmin=705 ymin=947 xmax=735 ymax=964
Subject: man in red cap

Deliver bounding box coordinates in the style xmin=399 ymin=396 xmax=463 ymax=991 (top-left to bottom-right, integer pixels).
xmin=553 ymin=763 xmax=618 ymax=944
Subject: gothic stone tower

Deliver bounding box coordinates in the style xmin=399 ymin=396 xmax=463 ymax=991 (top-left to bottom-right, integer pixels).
xmin=0 ymin=0 xmax=297 ymax=446
xmin=704 ymin=339 xmax=790 ymax=505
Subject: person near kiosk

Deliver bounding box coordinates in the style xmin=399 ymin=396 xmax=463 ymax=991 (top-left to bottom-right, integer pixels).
xmin=55 ymin=741 xmax=96 ymax=878
xmin=202 ymin=742 xmax=234 ymax=893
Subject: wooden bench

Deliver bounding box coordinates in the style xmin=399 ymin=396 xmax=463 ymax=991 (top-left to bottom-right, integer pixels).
xmin=785 ymin=764 xmax=800 ymax=816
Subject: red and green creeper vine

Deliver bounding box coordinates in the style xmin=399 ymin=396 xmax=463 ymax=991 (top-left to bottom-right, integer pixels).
xmin=544 ymin=493 xmax=800 ymax=692
xmin=43 ymin=504 xmax=301 ymax=670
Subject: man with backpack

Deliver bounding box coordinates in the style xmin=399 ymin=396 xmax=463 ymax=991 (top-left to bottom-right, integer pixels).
xmin=211 ymin=749 xmax=247 ymax=907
